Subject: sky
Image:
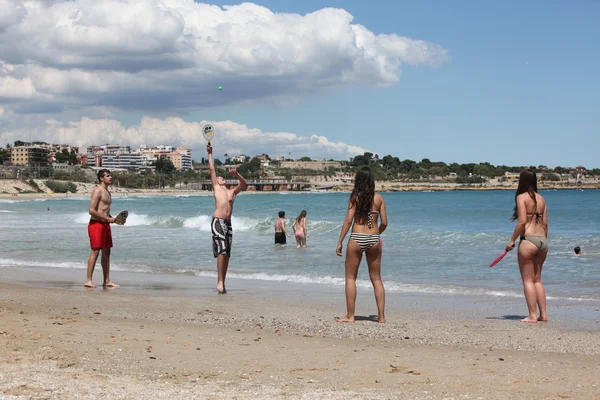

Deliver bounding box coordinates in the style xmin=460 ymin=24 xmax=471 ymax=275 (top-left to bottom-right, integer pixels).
xmin=0 ymin=0 xmax=598 ymax=167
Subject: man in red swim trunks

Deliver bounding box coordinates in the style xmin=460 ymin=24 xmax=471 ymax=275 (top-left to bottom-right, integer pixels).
xmin=85 ymin=169 xmax=125 ymax=288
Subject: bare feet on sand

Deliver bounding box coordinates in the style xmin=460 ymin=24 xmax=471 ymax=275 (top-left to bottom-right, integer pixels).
xmin=84 ymin=281 xmax=96 ymax=288
xmin=336 ymin=316 xmax=355 ymax=323
xmin=520 ymin=317 xmax=538 ymax=323
xmin=103 ymin=281 xmax=120 ymax=288
xmin=216 ymin=283 xmax=227 ymax=294
xmin=378 ymin=316 xmax=386 ymax=324
xmin=538 ymin=317 xmax=548 ymax=322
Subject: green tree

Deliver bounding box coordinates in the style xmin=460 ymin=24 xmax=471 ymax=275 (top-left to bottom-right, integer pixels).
xmin=300 ymin=156 xmax=312 ymax=161
xmin=0 ymin=148 xmax=9 ymax=164
xmin=155 ymin=158 xmax=176 ymax=174
xmin=398 ymin=159 xmax=416 ymax=173
xmin=69 ymin=150 xmax=78 ymax=164
xmin=381 ymin=155 xmax=400 ymax=171
xmin=55 ymin=149 xmax=69 ymax=163
xmin=541 ymin=172 xmax=560 ymax=182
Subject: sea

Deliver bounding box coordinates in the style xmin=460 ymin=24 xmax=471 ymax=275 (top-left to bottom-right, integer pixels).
xmin=1 ymin=189 xmax=599 ymax=307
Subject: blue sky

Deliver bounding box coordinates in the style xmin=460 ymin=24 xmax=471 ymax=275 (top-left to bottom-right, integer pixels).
xmin=0 ymin=1 xmax=598 ymax=167
xmin=199 ymin=0 xmax=600 ymax=167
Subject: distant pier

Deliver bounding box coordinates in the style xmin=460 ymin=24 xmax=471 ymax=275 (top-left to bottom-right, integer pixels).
xmin=197 ymin=179 xmax=333 ymax=191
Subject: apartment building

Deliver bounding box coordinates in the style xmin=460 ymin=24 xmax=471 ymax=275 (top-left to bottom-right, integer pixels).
xmin=86 ymin=144 xmax=192 ymax=171
xmin=10 ymin=146 xmax=50 ymax=166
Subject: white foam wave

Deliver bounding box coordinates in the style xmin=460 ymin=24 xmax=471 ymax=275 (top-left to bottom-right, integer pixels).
xmin=183 ymin=215 xmax=212 ymax=231
xmin=192 ymin=270 xmax=600 ymax=301
xmin=1 ymin=256 xmax=598 ymax=302
xmin=184 ymin=215 xmax=269 ymax=232
xmin=0 ymin=258 xmax=83 ymax=269
xmin=0 ymin=210 xmax=14 ymax=213
xmin=74 ymin=213 xmax=91 ymax=224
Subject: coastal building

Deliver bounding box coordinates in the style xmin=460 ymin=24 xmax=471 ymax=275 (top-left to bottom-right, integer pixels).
xmin=84 ymin=143 xmax=192 ymax=172
xmin=254 ymin=154 xmax=271 ymax=167
xmin=230 ymin=155 xmax=249 ymax=164
xmin=166 ymin=146 xmax=193 ymax=171
xmin=51 ymin=162 xmax=78 ymax=173
xmin=504 ymin=171 xmax=520 ymax=183
xmin=139 ymin=145 xmax=174 ymax=159
xmin=278 ymin=160 xmax=342 ymax=171
xmin=86 ymin=144 xmax=132 ymax=168
xmin=10 ymin=146 xmax=50 ymax=167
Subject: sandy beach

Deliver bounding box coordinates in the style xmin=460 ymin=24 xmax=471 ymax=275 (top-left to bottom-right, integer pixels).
xmin=1 ymin=267 xmax=599 ymax=400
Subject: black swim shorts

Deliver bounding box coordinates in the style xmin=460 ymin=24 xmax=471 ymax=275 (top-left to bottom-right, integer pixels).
xmin=211 ymin=217 xmax=232 ymax=257
xmin=274 ymin=231 xmax=286 ymax=244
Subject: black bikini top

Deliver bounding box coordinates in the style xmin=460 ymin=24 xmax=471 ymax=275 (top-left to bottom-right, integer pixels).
xmin=526 ymin=200 xmax=543 ymax=224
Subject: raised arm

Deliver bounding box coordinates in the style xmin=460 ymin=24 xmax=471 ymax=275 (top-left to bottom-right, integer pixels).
xmin=229 ymin=168 xmax=247 ymax=195
xmin=207 ymin=144 xmax=217 ymax=187
xmin=336 ymin=200 xmax=356 ymax=256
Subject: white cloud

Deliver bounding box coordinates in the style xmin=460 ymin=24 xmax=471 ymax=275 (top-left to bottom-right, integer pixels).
xmin=0 ymin=116 xmax=369 ymax=160
xmin=0 ymin=0 xmax=449 ymax=114
xmin=0 ymin=0 xmax=26 ymax=32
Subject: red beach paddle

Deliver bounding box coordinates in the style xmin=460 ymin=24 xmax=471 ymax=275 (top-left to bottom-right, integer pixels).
xmin=490 ymin=251 xmax=508 ymax=268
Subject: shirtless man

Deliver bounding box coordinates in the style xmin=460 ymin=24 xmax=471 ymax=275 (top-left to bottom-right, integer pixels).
xmin=85 ymin=169 xmax=125 ymax=288
xmin=208 ymin=144 xmax=247 ymax=294
xmin=274 ymin=211 xmax=291 ymax=244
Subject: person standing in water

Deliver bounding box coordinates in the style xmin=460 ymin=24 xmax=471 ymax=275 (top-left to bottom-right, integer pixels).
xmin=506 ymin=169 xmax=549 ymax=323
xmin=292 ymin=210 xmax=308 ymax=248
xmin=85 ymin=169 xmax=126 ymax=288
xmin=208 ymin=144 xmax=247 ymax=294
xmin=274 ymin=211 xmax=291 ymax=244
xmin=336 ymin=166 xmax=387 ymax=323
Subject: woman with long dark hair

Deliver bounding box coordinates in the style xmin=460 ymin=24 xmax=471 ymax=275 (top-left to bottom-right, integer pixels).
xmin=292 ymin=210 xmax=308 ymax=248
xmin=505 ymin=169 xmax=548 ymax=323
xmin=336 ymin=166 xmax=387 ymax=323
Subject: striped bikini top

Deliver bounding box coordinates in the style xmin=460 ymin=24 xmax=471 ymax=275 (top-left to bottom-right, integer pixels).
xmin=367 ymin=210 xmax=380 ymax=229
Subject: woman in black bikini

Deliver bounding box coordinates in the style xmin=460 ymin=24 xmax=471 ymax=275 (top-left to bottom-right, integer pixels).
xmin=336 ymin=167 xmax=388 ymax=323
xmin=505 ymin=169 xmax=548 ymax=323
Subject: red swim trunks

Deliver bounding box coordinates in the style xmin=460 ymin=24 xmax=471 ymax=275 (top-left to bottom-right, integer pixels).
xmin=88 ymin=220 xmax=113 ymax=249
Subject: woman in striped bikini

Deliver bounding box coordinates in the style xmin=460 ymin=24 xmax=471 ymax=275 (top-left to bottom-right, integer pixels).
xmin=336 ymin=166 xmax=388 ymax=323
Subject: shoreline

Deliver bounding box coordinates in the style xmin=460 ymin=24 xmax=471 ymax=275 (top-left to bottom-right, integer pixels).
xmin=1 ymin=179 xmax=598 ymax=200
xmin=1 ymin=279 xmax=600 ymax=399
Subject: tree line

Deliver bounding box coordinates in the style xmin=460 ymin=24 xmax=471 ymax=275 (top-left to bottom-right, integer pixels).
xmin=348 ymin=152 xmax=599 ymax=181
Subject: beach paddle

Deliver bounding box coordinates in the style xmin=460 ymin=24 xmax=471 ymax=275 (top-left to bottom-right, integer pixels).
xmin=114 ymin=210 xmax=128 ymax=224
xmin=490 ymin=251 xmax=508 ymax=268
xmin=202 ymin=123 xmax=215 ymax=145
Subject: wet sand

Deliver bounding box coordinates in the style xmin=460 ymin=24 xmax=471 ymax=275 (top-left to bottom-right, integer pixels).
xmin=1 ymin=267 xmax=599 ymax=399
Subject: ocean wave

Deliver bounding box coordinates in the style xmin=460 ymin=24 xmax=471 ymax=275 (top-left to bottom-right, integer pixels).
xmin=191 ymin=270 xmax=600 ymax=301
xmin=72 ymin=212 xmax=280 ymax=232
xmin=0 ymin=210 xmax=15 ymax=213
xmin=0 ymin=258 xmax=84 ymax=270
